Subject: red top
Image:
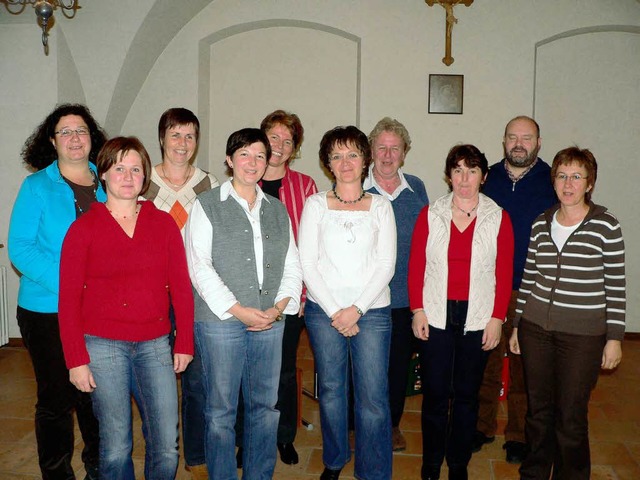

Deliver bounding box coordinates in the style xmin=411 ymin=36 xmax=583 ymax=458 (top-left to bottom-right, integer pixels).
xmin=408 ymin=205 xmax=514 ymax=320
xmin=59 ymin=201 xmax=194 ymax=369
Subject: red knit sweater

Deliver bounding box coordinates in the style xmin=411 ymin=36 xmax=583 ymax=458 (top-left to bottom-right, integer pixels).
xmin=59 ymin=201 xmax=194 ymax=369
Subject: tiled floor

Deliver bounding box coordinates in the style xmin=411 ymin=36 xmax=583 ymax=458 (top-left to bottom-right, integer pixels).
xmin=1 ymin=334 xmax=639 ymax=479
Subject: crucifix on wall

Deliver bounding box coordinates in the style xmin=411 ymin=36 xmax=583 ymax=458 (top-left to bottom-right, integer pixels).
xmin=425 ymin=0 xmax=474 ymax=66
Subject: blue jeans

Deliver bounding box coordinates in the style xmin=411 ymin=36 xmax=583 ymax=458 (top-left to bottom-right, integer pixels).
xmin=305 ymin=301 xmax=392 ymax=480
xmin=418 ymin=301 xmax=489 ymax=472
xmin=195 ymin=319 xmax=284 ymax=480
xmin=86 ymin=335 xmax=179 ymax=480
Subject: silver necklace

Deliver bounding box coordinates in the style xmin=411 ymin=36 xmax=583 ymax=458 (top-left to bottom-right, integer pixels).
xmin=452 ymin=200 xmax=478 ymax=217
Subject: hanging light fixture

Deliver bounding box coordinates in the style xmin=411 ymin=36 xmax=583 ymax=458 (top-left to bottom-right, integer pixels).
xmin=1 ymin=0 xmax=80 ymax=55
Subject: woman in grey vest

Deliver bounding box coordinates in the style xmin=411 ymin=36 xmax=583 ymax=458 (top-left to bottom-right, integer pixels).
xmin=185 ymin=128 xmax=302 ymax=480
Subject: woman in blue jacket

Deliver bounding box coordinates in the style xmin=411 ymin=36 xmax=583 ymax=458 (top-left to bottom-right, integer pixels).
xmin=8 ymin=104 xmax=107 ymax=480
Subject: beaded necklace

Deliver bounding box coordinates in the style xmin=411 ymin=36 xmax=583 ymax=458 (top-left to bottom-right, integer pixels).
xmin=332 ymin=187 xmax=365 ymax=204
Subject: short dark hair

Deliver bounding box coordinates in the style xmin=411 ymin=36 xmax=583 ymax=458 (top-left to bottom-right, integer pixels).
xmin=97 ymin=136 xmax=152 ymax=196
xmin=551 ymin=146 xmax=598 ymax=203
xmin=224 ymin=128 xmax=271 ymax=177
xmin=260 ymin=110 xmax=304 ymax=161
xmin=22 ymin=103 xmax=107 ymax=171
xmin=158 ymin=107 xmax=200 ymax=158
xmin=444 ymin=144 xmax=489 ymax=191
xmin=319 ymin=125 xmax=372 ymax=181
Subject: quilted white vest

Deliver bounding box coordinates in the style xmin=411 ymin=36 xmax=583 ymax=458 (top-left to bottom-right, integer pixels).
xmin=422 ymin=192 xmax=503 ymax=332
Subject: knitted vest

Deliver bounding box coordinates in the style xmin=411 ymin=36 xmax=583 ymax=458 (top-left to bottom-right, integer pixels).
xmin=423 ymin=193 xmax=503 ymax=332
xmin=193 ymin=187 xmax=290 ymax=322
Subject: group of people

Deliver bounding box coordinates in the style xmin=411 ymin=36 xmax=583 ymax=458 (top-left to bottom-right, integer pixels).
xmin=7 ymin=104 xmax=625 ymax=480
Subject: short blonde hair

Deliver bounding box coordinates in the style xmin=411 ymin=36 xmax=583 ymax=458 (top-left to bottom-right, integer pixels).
xmin=368 ymin=117 xmax=412 ymax=154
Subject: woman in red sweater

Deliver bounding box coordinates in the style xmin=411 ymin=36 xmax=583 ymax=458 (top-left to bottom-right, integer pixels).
xmin=408 ymin=144 xmax=513 ymax=480
xmin=59 ymin=136 xmax=194 ymax=480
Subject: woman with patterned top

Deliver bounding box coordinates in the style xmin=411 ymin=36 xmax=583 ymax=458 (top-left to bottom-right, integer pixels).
xmin=142 ymin=107 xmax=219 ymax=480
xmin=509 ymin=147 xmax=626 ymax=480
xmin=8 ymin=103 xmax=105 ymax=480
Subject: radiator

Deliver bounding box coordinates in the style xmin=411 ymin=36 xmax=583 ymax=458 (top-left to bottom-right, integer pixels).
xmin=0 ymin=266 xmax=8 ymax=346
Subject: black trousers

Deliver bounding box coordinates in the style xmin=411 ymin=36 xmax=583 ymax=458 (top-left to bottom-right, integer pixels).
xmin=17 ymin=307 xmax=99 ymax=480
xmin=388 ymin=307 xmax=417 ymax=427
xmin=518 ymin=319 xmax=605 ymax=480
xmin=418 ymin=301 xmax=489 ymax=471
xmin=276 ymin=313 xmax=305 ymax=443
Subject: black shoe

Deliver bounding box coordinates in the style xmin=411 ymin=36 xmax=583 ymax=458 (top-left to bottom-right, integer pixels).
xmin=421 ymin=464 xmax=441 ymax=480
xmin=471 ymin=430 xmax=495 ymax=453
xmin=503 ymin=441 xmax=526 ymax=464
xmin=236 ymin=447 xmax=243 ymax=469
xmin=448 ymin=465 xmax=468 ymax=480
xmin=320 ymin=467 xmax=342 ymax=480
xmin=278 ymin=442 xmax=299 ymax=465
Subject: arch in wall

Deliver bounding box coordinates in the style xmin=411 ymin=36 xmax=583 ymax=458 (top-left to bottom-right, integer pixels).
xmin=532 ymin=24 xmax=640 ymax=331
xmin=196 ymin=19 xmax=361 ymax=171
xmin=103 ymin=0 xmax=211 ymax=135
xmin=532 ymin=24 xmax=640 ymax=117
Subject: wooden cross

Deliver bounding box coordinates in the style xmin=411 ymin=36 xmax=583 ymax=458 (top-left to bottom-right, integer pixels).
xmin=425 ymin=0 xmax=474 ymax=66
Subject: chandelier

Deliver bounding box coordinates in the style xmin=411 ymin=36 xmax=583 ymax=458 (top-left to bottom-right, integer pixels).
xmin=1 ymin=0 xmax=80 ymax=55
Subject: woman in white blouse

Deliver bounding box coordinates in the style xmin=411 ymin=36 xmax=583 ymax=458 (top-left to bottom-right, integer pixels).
xmin=185 ymin=128 xmax=302 ymax=480
xmin=298 ymin=125 xmax=397 ymax=480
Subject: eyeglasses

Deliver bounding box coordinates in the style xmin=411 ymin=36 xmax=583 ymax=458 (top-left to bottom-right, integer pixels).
xmin=55 ymin=128 xmax=90 ymax=138
xmin=555 ymin=173 xmax=588 ymax=183
xmin=329 ymin=152 xmax=362 ymax=162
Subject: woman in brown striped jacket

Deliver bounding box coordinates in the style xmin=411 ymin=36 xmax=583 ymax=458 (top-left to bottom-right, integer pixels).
xmin=509 ymin=146 xmax=625 ymax=480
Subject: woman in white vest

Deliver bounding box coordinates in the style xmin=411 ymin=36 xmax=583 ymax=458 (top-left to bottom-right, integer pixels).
xmin=408 ymin=144 xmax=514 ymax=480
xmin=184 ymin=128 xmax=302 ymax=480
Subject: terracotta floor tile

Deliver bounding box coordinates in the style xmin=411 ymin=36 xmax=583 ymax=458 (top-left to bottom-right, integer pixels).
xmin=3 ymin=336 xmax=640 ymax=478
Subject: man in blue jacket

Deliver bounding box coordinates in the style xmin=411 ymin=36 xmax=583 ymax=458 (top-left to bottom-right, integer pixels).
xmin=473 ymin=116 xmax=557 ymax=463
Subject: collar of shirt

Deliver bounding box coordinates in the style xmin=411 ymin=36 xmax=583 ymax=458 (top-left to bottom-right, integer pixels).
xmin=362 ymin=164 xmax=414 ymax=200
xmin=221 ymin=178 xmax=271 ymax=214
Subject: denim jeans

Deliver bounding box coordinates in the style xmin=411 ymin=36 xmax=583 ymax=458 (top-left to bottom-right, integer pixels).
xmin=195 ymin=319 xmax=284 ymax=480
xmin=86 ymin=334 xmax=179 ymax=480
xmin=305 ymin=301 xmax=392 ymax=480
xmin=17 ymin=307 xmax=99 ymax=480
xmin=418 ymin=301 xmax=489 ymax=472
xmin=518 ymin=319 xmax=605 ymax=480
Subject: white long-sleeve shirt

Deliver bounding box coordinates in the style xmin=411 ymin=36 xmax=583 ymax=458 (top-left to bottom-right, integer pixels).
xmin=185 ymin=180 xmax=302 ymax=320
xmin=298 ymin=192 xmax=397 ymax=317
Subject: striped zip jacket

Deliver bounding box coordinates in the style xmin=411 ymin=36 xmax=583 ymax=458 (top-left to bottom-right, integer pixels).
xmin=514 ymin=202 xmax=625 ymax=340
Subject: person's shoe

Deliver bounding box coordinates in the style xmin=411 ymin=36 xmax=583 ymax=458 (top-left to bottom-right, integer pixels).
xmin=503 ymin=441 xmax=527 ymax=464
xmin=448 ymin=465 xmax=468 ymax=480
xmin=471 ymin=430 xmax=495 ymax=453
xmin=278 ymin=442 xmax=299 ymax=465
xmin=83 ymin=464 xmax=99 ymax=480
xmin=392 ymin=427 xmax=407 ymax=451
xmin=236 ymin=447 xmax=243 ymax=469
xmin=421 ymin=464 xmax=441 ymax=480
xmin=320 ymin=467 xmax=342 ymax=480
xmin=187 ymin=463 xmax=209 ymax=480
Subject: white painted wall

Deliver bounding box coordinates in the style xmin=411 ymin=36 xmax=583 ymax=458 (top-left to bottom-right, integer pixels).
xmin=1 ymin=0 xmax=639 ymax=339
